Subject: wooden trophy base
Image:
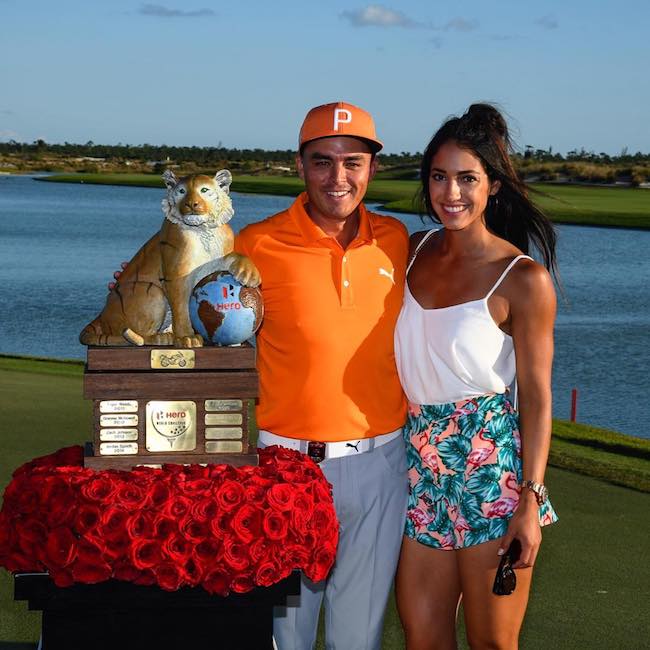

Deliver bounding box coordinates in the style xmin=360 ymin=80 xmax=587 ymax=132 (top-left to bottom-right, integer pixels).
xmin=83 ymin=345 xmax=259 ymax=470
xmin=83 ymin=442 xmax=259 ymax=471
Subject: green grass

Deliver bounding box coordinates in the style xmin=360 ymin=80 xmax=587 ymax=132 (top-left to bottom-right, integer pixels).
xmin=38 ymin=173 xmax=650 ymax=229
xmin=1 ymin=356 xmax=649 ymax=647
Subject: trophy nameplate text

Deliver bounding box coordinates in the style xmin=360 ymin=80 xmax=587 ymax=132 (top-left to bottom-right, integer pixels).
xmin=83 ymin=345 xmax=258 ymax=470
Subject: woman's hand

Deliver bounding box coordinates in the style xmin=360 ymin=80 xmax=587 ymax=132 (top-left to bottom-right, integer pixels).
xmin=497 ymin=491 xmax=542 ymax=569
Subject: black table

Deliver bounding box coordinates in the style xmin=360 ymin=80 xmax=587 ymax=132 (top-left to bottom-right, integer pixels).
xmin=14 ymin=571 xmax=301 ymax=650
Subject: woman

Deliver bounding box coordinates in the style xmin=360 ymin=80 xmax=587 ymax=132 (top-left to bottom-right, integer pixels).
xmin=394 ymin=104 xmax=558 ymax=650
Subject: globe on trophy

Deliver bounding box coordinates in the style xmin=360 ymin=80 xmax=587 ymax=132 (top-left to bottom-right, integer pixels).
xmin=190 ymin=271 xmax=263 ymax=346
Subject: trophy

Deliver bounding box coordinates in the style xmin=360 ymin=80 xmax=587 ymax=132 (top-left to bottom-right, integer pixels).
xmin=80 ymin=170 xmax=262 ymax=470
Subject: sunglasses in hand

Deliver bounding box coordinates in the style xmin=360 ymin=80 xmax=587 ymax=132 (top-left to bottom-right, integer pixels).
xmin=492 ymin=539 xmax=521 ymax=596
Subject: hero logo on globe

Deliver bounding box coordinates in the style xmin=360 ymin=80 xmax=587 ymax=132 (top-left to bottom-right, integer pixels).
xmin=189 ymin=271 xmax=263 ymax=346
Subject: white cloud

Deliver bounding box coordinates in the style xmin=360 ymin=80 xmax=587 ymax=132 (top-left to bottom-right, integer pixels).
xmin=138 ymin=4 xmax=215 ymax=18
xmin=535 ymin=14 xmax=558 ymax=30
xmin=0 ymin=129 xmax=21 ymax=141
xmin=443 ymin=17 xmax=479 ymax=32
xmin=340 ymin=4 xmax=419 ymax=29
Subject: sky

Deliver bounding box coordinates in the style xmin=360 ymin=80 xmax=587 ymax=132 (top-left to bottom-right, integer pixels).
xmin=1 ymin=0 xmax=649 ymax=155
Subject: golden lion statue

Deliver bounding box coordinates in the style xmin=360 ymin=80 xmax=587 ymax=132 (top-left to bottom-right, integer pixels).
xmin=79 ymin=169 xmax=260 ymax=348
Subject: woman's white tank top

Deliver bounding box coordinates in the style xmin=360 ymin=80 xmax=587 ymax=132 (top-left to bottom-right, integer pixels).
xmin=394 ymin=229 xmax=532 ymax=405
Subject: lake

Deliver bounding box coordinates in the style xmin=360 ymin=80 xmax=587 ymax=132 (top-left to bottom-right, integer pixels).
xmin=0 ymin=174 xmax=648 ymax=438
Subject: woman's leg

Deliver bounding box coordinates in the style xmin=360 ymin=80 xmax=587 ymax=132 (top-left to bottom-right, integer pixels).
xmin=396 ymin=536 xmax=462 ymax=650
xmin=457 ymin=537 xmax=533 ymax=650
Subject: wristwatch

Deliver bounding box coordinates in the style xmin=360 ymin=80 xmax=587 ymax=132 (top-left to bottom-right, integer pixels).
xmin=520 ymin=480 xmax=548 ymax=506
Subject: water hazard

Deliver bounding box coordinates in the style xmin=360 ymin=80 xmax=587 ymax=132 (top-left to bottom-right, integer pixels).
xmin=0 ymin=175 xmax=648 ymax=438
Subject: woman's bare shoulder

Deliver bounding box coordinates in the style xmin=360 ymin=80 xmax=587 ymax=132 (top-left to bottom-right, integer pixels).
xmin=506 ymin=257 xmax=556 ymax=309
xmin=408 ymin=228 xmax=439 ymax=257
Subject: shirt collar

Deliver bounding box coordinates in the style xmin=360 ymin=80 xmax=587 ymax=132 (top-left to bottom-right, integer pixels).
xmin=290 ymin=192 xmax=375 ymax=246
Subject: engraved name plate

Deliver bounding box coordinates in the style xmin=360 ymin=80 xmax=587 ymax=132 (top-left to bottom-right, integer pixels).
xmin=100 ymin=400 xmax=139 ymax=413
xmin=100 ymin=428 xmax=139 ymax=442
xmin=205 ymin=399 xmax=243 ymax=412
xmin=146 ymin=401 xmax=197 ymax=452
xmin=100 ymin=442 xmax=139 ymax=455
xmin=205 ymin=427 xmax=243 ymax=440
xmin=150 ymin=349 xmax=195 ymax=370
xmin=206 ymin=440 xmax=244 ymax=453
xmin=100 ymin=413 xmax=138 ymax=427
xmin=205 ymin=413 xmax=243 ymax=426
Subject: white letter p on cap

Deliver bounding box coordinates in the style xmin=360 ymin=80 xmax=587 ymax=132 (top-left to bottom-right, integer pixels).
xmin=333 ymin=108 xmax=352 ymax=131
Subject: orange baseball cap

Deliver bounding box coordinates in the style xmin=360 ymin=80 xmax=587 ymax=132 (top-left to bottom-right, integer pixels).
xmin=299 ymin=101 xmax=383 ymax=153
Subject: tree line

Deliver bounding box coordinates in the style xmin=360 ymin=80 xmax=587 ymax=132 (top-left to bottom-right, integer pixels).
xmin=3 ymin=139 xmax=647 ymax=166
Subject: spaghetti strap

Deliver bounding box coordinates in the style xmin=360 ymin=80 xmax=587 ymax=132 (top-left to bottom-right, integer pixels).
xmin=406 ymin=229 xmax=438 ymax=274
xmin=485 ymin=255 xmax=533 ymax=299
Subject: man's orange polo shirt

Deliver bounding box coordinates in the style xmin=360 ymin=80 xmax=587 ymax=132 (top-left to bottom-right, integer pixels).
xmin=235 ymin=192 xmax=408 ymax=442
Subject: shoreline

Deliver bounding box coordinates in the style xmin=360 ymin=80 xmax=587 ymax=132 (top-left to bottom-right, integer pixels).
xmin=32 ymin=173 xmax=650 ymax=230
xmin=2 ymin=353 xmax=648 ymax=492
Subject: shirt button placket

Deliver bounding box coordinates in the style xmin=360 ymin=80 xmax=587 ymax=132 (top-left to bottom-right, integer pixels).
xmin=341 ymin=254 xmax=352 ymax=307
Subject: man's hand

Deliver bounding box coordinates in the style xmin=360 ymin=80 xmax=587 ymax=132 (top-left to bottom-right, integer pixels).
xmin=228 ymin=254 xmax=261 ymax=287
xmin=108 ymin=262 xmax=129 ymax=290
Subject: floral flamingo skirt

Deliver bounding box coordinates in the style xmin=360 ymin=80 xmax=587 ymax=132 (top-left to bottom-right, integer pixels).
xmin=403 ymin=393 xmax=557 ymax=550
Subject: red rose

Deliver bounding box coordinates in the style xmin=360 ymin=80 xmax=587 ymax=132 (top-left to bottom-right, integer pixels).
xmin=116 ymin=482 xmax=147 ymax=509
xmin=215 ymin=480 xmax=246 ymax=512
xmin=43 ymin=478 xmax=77 ymax=527
xmin=15 ymin=487 xmax=40 ymax=515
xmin=44 ymin=527 xmax=77 ymax=568
xmin=230 ymin=572 xmax=255 ymax=594
xmin=126 ymin=511 xmax=156 ymax=540
xmin=145 ymin=480 xmax=172 ymax=509
xmin=309 ymin=502 xmax=337 ymax=535
xmin=49 ymin=567 xmax=75 ymax=587
xmin=231 ymin=504 xmax=263 ymax=544
xmin=130 ymin=539 xmax=161 ymax=570
xmin=281 ymin=542 xmax=310 ymax=568
xmin=291 ymin=492 xmax=313 ymax=536
xmin=80 ymin=476 xmax=116 ymax=504
xmin=306 ymin=542 xmax=337 ymax=582
xmin=163 ymin=533 xmax=192 ymax=563
xmin=310 ymin=479 xmax=333 ymax=503
xmin=178 ymin=478 xmax=213 ymax=498
xmin=193 ymin=538 xmax=222 ymax=570
xmin=244 ymin=484 xmax=266 ymax=503
xmin=254 ymin=560 xmax=282 ymax=587
xmin=223 ymin=538 xmax=250 ymax=572
xmin=155 ymin=562 xmax=184 ymax=591
xmin=179 ymin=515 xmax=209 ymax=543
xmin=132 ymin=568 xmax=156 ymax=586
xmin=99 ymin=507 xmax=129 ymax=540
xmin=190 ymin=497 xmax=219 ymax=523
xmin=263 ymin=510 xmax=289 ymax=541
xmin=267 ymin=484 xmax=295 ymax=512
xmin=16 ymin=520 xmax=47 ymax=546
xmin=75 ymin=504 xmax=101 ymax=534
xmin=183 ymin=557 xmax=202 ymax=586
xmin=203 ymin=566 xmax=231 ymax=596
xmin=53 ymin=446 xmax=84 ymax=468
xmin=249 ymin=538 xmax=274 ymax=564
xmin=163 ymin=495 xmax=193 ymax=519
xmin=72 ymin=559 xmax=112 ymax=584
xmin=76 ymin=537 xmax=105 ymax=565
xmin=153 ymin=515 xmax=177 ymax=541
xmin=113 ymin=560 xmax=143 ymax=584
xmin=209 ymin=511 xmax=232 ymax=540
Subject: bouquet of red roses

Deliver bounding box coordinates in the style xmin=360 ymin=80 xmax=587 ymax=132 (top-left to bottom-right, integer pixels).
xmin=0 ymin=445 xmax=338 ymax=596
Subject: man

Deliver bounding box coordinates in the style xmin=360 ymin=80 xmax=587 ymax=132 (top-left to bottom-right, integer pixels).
xmin=235 ymin=102 xmax=409 ymax=650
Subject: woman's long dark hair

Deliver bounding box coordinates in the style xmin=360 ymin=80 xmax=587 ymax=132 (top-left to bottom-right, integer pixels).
xmin=419 ymin=103 xmax=558 ymax=275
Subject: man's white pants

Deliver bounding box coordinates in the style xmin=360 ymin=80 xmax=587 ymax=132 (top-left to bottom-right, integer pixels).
xmin=262 ymin=435 xmax=408 ymax=650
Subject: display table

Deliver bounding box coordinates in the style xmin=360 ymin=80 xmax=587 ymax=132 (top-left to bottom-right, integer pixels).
xmin=14 ymin=571 xmax=300 ymax=650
